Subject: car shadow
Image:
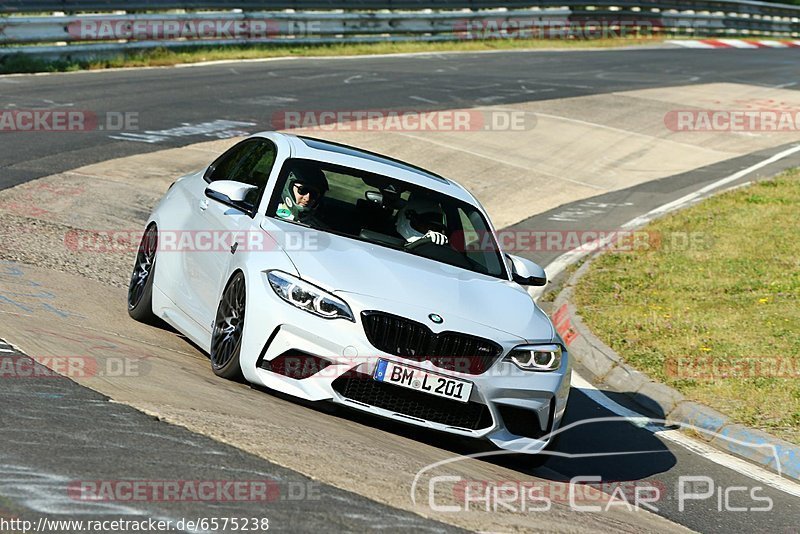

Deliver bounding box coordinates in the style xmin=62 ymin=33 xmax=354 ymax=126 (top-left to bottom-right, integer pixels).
xmin=250 ymin=383 xmax=677 ymax=483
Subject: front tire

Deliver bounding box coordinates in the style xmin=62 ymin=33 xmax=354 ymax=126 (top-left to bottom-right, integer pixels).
xmin=128 ymin=224 xmax=158 ymax=323
xmin=210 ymin=272 xmax=246 ymax=380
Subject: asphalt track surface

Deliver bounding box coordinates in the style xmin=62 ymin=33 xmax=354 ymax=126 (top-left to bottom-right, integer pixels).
xmin=0 ymin=341 xmax=464 ymax=533
xmin=1 ymin=48 xmax=800 ymax=533
xmin=2 ymin=47 xmax=800 ymax=189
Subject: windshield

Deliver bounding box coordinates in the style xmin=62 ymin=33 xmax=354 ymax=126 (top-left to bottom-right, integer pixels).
xmin=266 ymin=158 xmax=507 ymax=279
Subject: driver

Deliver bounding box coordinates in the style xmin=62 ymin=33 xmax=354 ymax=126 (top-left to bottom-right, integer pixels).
xmin=276 ymin=162 xmax=329 ymax=223
xmin=395 ymin=195 xmax=449 ymax=245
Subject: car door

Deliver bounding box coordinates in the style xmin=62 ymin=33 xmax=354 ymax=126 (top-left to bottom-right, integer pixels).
xmin=180 ymin=138 xmax=278 ymax=332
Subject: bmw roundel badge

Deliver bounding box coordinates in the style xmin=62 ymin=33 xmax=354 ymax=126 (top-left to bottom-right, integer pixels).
xmin=429 ymin=313 xmax=443 ymax=324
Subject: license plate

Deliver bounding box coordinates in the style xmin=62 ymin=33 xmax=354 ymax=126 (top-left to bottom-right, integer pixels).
xmin=374 ymin=359 xmax=472 ymax=403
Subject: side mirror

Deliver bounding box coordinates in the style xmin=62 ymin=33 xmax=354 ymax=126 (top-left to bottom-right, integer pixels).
xmin=204 ymin=180 xmax=258 ymax=210
xmin=507 ymin=254 xmax=547 ymax=286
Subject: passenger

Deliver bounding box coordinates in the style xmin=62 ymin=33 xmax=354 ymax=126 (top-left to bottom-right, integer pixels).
xmin=395 ymin=195 xmax=449 ymax=245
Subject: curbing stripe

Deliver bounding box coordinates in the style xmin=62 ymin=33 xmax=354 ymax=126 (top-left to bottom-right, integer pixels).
xmin=716 ymin=39 xmax=760 ymax=48
xmin=669 ymin=402 xmax=728 ymax=438
xmin=711 ymin=425 xmax=800 ymax=481
xmin=632 ymin=382 xmax=685 ymax=418
xmin=699 ymin=39 xmax=735 ymax=48
xmin=665 ymin=39 xmax=716 ymax=48
xmin=756 ymin=40 xmax=788 ymax=48
xmin=669 ymin=39 xmax=800 ymax=49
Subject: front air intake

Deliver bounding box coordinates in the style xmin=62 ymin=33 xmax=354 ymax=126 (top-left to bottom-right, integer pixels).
xmin=260 ymin=351 xmax=331 ymax=380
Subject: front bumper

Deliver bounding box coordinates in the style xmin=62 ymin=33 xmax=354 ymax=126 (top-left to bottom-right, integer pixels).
xmin=239 ymin=279 xmax=571 ymax=453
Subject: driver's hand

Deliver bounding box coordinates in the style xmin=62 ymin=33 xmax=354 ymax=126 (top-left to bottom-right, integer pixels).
xmin=424 ymin=231 xmax=448 ymax=245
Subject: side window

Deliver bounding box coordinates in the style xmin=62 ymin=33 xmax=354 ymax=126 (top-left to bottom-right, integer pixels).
xmin=206 ymin=138 xmax=277 ymax=207
xmin=325 ymin=171 xmax=370 ymax=205
xmin=207 ymin=140 xmax=254 ymax=183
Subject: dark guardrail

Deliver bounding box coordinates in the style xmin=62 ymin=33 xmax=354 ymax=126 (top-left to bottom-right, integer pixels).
xmin=1 ymin=1 xmax=798 ymax=60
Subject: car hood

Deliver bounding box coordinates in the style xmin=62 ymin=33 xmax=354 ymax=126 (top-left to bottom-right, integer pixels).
xmin=261 ymin=219 xmax=554 ymax=342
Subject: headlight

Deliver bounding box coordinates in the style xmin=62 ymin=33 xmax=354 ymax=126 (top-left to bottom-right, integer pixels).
xmin=267 ymin=270 xmax=354 ymax=322
xmin=505 ymin=344 xmax=562 ymax=372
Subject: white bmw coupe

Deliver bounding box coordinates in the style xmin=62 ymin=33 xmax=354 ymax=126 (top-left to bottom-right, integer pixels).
xmin=128 ymin=132 xmax=571 ymax=453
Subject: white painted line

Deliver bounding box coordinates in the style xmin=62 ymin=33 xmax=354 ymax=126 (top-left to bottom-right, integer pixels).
xmin=0 ymin=348 xmax=14 ymax=353
xmin=666 ymin=40 xmax=716 ymax=49
xmin=516 ymin=79 xmax=593 ymax=90
xmin=408 ymin=95 xmax=439 ymax=104
xmin=717 ymin=39 xmax=759 ymax=49
xmin=573 ymin=373 xmax=800 ymax=498
xmin=531 ymin=143 xmax=800 ymax=299
xmin=621 ymin=143 xmax=800 ymax=230
xmin=758 ymin=40 xmax=787 ymax=48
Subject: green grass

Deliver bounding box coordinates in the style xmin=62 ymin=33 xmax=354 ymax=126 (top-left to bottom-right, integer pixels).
xmin=573 ymin=169 xmax=800 ymax=444
xmin=0 ymin=37 xmax=662 ymax=74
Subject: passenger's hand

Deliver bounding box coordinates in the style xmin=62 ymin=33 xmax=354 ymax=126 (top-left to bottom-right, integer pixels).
xmin=424 ymin=231 xmax=448 ymax=245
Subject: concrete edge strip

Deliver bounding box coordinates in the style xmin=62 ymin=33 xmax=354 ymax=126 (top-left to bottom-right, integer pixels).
xmin=548 ymin=170 xmax=800 ymax=484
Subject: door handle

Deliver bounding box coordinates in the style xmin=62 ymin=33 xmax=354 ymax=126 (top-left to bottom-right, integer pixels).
xmin=199 ymin=198 xmax=209 ymax=211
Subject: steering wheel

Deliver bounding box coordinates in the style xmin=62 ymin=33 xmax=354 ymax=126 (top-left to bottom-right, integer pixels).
xmin=404 ymin=236 xmax=434 ymax=251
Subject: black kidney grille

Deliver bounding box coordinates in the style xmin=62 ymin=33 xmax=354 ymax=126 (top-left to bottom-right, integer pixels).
xmin=361 ymin=311 xmax=502 ymax=375
xmin=332 ymin=371 xmax=493 ymax=431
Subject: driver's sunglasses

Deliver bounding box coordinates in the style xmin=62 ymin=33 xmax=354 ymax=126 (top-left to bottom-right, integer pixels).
xmin=294 ymin=184 xmax=320 ymax=199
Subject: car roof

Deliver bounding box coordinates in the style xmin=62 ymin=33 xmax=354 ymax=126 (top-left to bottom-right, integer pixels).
xmin=252 ymin=131 xmax=478 ymax=205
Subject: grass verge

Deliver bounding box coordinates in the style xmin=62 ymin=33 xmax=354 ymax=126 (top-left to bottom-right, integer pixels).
xmin=0 ymin=37 xmax=662 ymax=74
xmin=573 ymin=169 xmax=800 ymax=444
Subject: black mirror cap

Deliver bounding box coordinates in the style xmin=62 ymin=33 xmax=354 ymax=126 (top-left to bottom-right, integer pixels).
xmin=513 ymin=273 xmax=547 ymax=287
xmin=205 ymin=187 xmax=231 ymax=204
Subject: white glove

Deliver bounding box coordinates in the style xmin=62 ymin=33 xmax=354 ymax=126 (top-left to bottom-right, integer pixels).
xmin=424 ymin=230 xmax=448 ymax=245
